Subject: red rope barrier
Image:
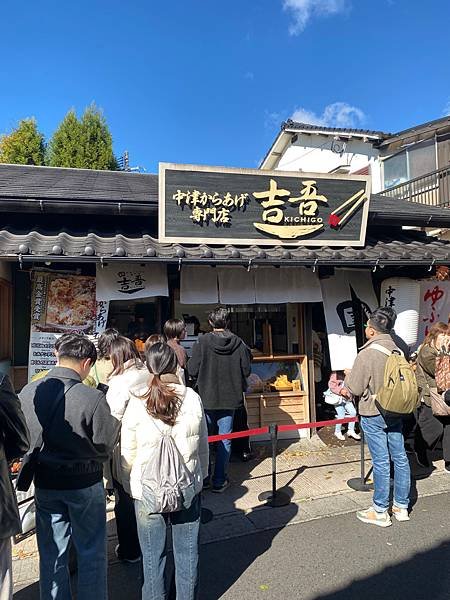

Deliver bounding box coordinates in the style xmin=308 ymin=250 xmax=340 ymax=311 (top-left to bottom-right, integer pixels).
xmin=207 ymin=416 xmax=357 ymax=442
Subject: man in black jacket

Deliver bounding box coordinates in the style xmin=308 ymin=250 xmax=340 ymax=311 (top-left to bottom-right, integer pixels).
xmin=0 ymin=373 xmax=30 ymax=600
xmin=188 ymin=307 xmax=251 ymax=492
xmin=19 ymin=334 xmax=119 ymax=600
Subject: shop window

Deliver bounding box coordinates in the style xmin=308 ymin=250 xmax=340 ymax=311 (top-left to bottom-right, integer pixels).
xmin=383 ymin=151 xmax=408 ymax=188
xmin=0 ymin=278 xmax=12 ymax=360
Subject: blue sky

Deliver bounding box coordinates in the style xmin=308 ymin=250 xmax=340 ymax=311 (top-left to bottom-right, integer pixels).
xmin=1 ymin=0 xmax=449 ymax=173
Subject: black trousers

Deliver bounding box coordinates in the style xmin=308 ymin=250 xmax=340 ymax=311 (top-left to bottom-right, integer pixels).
xmin=416 ymin=404 xmax=450 ymax=464
xmin=113 ymin=478 xmax=141 ymax=560
xmin=231 ymin=405 xmax=251 ymax=455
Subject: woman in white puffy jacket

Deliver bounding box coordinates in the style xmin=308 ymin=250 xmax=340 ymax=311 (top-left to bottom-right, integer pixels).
xmin=121 ymin=342 xmax=208 ymax=600
xmin=106 ymin=336 xmax=149 ymax=564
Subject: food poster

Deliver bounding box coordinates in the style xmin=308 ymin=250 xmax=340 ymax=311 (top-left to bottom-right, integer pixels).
xmin=31 ymin=272 xmax=97 ymax=333
xmin=28 ymin=271 xmax=109 ymax=381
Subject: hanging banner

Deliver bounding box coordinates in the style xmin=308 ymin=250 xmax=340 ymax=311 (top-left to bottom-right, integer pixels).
xmin=418 ymin=280 xmax=450 ymax=342
xmin=381 ymin=278 xmax=420 ymax=347
xmin=96 ymin=263 xmax=168 ymax=301
xmin=180 ymin=266 xmax=219 ymax=304
xmin=254 ymin=267 xmax=322 ymax=304
xmin=95 ymin=300 xmax=110 ymax=335
xmin=321 ymin=269 xmax=378 ymax=370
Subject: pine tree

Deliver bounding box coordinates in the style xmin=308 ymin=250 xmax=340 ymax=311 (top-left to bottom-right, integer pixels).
xmin=47 ymin=109 xmax=82 ymax=167
xmin=77 ymin=104 xmax=117 ymax=170
xmin=0 ymin=118 xmax=45 ymax=165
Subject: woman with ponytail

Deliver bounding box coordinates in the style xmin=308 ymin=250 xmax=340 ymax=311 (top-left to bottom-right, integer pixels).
xmin=120 ymin=342 xmax=208 ymax=600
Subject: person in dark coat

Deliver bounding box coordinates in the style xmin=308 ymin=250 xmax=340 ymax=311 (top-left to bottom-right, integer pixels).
xmin=188 ymin=307 xmax=251 ymax=493
xmin=0 ymin=373 xmax=30 ymax=600
xmin=416 ymin=322 xmax=450 ymax=469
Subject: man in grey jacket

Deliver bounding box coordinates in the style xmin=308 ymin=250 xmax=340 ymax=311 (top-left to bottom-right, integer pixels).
xmin=20 ymin=334 xmax=119 ymax=600
xmin=344 ymin=308 xmax=411 ymax=528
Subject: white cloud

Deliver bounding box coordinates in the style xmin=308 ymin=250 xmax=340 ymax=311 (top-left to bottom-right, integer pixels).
xmin=264 ymin=109 xmax=286 ymax=130
xmin=283 ymin=0 xmax=348 ymax=34
xmin=291 ymin=101 xmax=366 ymax=128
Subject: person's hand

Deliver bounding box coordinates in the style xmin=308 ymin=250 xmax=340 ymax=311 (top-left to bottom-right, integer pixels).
xmin=9 ymin=460 xmax=21 ymax=474
xmin=340 ymin=387 xmax=350 ymax=398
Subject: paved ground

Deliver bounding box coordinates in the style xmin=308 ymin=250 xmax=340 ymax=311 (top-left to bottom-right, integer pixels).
xmin=12 ymin=435 xmax=450 ymax=597
xmin=14 ymin=493 xmax=450 ymax=599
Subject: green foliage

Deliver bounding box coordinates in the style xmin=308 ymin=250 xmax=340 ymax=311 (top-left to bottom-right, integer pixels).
xmin=1 ymin=106 xmax=118 ymax=170
xmin=0 ymin=118 xmax=45 ymax=165
xmin=77 ymin=104 xmax=118 ymax=170
xmin=46 ymin=109 xmax=81 ymax=167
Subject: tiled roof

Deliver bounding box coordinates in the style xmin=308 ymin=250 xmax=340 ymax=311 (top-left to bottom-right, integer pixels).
xmin=1 ymin=228 xmax=447 ymax=267
xmin=0 ymin=164 xmax=158 ymax=204
xmin=282 ymin=119 xmax=389 ymax=138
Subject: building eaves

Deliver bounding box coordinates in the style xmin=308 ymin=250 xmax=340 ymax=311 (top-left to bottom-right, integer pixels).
xmin=1 ymin=228 xmax=447 ymax=268
xmin=379 ymin=115 xmax=450 ymax=147
xmin=282 ymin=119 xmax=389 ymax=139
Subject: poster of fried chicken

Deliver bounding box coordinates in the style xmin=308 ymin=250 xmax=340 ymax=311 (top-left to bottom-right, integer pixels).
xmin=31 ymin=271 xmax=96 ymax=333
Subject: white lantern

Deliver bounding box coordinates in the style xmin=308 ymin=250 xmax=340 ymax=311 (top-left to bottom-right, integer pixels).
xmin=380 ymin=278 xmax=420 ymax=347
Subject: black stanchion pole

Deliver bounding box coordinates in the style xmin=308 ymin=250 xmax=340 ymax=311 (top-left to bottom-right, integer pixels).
xmin=258 ymin=423 xmax=291 ymax=507
xmin=347 ymin=428 xmax=374 ymax=492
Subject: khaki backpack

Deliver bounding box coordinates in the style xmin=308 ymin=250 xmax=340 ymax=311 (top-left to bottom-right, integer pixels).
xmin=370 ymin=344 xmax=419 ymax=418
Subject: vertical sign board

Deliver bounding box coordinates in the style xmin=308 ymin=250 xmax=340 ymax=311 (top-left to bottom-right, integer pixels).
xmin=159 ymin=164 xmax=371 ymax=247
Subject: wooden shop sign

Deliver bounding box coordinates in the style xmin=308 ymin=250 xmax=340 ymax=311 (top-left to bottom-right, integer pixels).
xmin=159 ymin=163 xmax=371 ymax=247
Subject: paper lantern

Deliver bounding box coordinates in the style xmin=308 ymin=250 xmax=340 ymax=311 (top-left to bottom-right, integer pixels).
xmin=380 ymin=278 xmax=420 ymax=347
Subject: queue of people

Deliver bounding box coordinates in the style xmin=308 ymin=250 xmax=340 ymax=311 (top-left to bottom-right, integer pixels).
xmin=2 ymin=305 xmax=450 ymax=599
xmin=1 ymin=307 xmax=250 ymax=600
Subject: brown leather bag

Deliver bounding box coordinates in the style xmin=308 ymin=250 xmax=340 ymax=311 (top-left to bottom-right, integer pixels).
xmin=429 ymin=387 xmax=450 ymax=417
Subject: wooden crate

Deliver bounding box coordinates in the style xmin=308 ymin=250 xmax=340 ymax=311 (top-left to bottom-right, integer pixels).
xmin=245 ymin=390 xmax=308 ymax=429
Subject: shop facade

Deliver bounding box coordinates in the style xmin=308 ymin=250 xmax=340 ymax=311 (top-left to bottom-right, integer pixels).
xmin=1 ymin=162 xmax=450 ymax=437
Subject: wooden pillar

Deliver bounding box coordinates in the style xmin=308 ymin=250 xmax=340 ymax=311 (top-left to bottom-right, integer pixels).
xmin=304 ymin=303 xmax=316 ymax=425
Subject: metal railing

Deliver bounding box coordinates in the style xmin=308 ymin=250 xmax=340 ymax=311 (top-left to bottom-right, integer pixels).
xmin=380 ymin=165 xmax=450 ymax=207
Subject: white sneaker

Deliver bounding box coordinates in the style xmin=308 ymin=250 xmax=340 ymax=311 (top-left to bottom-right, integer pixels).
xmin=334 ymin=432 xmax=345 ymax=441
xmin=357 ymin=508 xmax=392 ymax=527
xmin=347 ymin=431 xmax=361 ymax=441
xmin=392 ymin=506 xmax=410 ymax=522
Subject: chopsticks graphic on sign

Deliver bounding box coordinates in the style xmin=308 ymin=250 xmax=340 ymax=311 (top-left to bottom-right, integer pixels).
xmin=328 ymin=189 xmax=367 ymax=228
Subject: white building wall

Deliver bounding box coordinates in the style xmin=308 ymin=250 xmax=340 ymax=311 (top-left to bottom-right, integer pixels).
xmin=275 ymin=134 xmax=383 ymax=193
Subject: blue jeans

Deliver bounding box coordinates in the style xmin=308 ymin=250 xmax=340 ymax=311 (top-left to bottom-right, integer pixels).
xmin=35 ymin=481 xmax=107 ymax=600
xmin=205 ymin=409 xmax=234 ymax=487
xmin=361 ymin=414 xmax=410 ymax=512
xmin=335 ymin=402 xmax=356 ymax=434
xmin=135 ymin=494 xmax=201 ymax=600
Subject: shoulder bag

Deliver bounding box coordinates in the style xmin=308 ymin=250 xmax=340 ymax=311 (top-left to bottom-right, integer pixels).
xmin=16 ymin=380 xmax=77 ymax=491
